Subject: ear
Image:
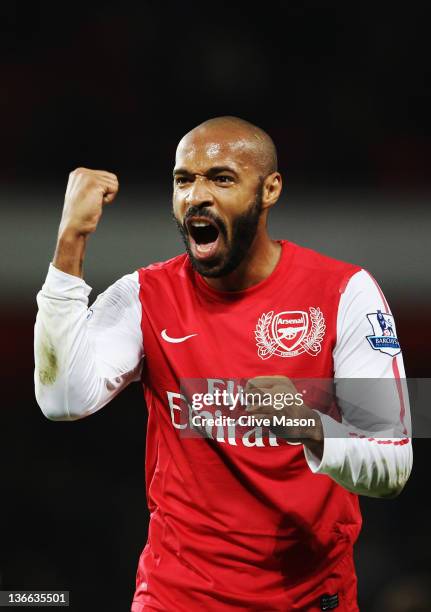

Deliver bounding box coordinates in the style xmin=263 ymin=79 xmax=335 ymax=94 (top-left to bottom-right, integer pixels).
xmin=261 ymin=172 xmax=282 ymax=210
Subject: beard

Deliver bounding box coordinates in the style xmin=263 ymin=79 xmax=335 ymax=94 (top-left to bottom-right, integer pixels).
xmin=174 ymin=187 xmax=264 ymax=278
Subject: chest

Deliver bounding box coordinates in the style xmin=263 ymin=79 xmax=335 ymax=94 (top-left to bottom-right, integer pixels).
xmin=141 ymin=280 xmax=339 ymax=385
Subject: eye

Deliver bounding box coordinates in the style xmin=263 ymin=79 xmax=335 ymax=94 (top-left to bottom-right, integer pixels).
xmin=174 ymin=176 xmax=190 ymax=185
xmin=214 ymin=175 xmax=234 ymax=184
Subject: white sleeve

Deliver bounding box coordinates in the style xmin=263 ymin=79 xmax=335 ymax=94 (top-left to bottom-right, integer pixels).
xmin=303 ymin=269 xmax=412 ymax=498
xmin=34 ymin=264 xmax=144 ymax=421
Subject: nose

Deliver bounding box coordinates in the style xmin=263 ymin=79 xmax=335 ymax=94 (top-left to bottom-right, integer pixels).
xmin=184 ymin=176 xmax=214 ymax=209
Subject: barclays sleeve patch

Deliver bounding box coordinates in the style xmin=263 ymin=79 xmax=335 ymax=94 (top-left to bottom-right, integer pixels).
xmin=366 ymin=310 xmax=401 ymax=356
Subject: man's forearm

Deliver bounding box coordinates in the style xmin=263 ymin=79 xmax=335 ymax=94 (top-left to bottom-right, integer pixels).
xmin=52 ymin=167 xmax=120 ymax=277
xmin=302 ymin=416 xmax=324 ymax=460
xmin=303 ymin=413 xmax=412 ymax=497
xmin=53 ymin=230 xmax=88 ymax=278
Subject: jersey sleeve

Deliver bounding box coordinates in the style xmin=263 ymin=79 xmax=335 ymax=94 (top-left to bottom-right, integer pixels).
xmin=34 ymin=264 xmax=144 ymax=420
xmin=303 ymin=269 xmax=412 ymax=497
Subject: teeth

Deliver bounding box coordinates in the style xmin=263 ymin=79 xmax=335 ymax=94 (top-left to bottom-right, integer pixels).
xmin=191 ymin=221 xmax=210 ymax=227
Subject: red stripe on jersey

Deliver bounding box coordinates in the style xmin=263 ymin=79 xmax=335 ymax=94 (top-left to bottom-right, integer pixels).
xmin=365 ymin=271 xmax=408 ymax=437
xmin=368 ymin=438 xmax=410 ymax=446
xmin=365 ymin=271 xmax=390 ymax=312
xmin=349 ymin=433 xmax=410 ymax=446
xmin=392 ymin=357 xmax=408 ymax=435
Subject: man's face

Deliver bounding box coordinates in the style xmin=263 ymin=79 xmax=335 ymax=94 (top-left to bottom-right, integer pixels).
xmin=172 ymin=129 xmax=265 ymax=278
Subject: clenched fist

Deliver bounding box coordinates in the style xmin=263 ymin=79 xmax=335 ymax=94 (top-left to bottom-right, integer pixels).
xmin=59 ymin=167 xmax=119 ymax=237
xmin=53 ymin=168 xmax=119 ymax=278
xmin=244 ymin=375 xmax=324 ymax=458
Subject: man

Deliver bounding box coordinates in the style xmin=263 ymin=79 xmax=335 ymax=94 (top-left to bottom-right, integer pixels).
xmin=34 ymin=116 xmax=412 ymax=611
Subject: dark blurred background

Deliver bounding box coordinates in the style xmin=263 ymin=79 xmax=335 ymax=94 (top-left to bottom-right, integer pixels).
xmin=1 ymin=2 xmax=430 ymax=610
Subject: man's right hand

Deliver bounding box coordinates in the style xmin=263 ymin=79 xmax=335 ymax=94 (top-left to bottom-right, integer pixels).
xmin=53 ymin=168 xmax=119 ymax=278
xmin=59 ymin=167 xmax=119 ymax=237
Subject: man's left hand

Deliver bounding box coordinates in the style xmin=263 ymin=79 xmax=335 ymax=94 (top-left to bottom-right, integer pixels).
xmin=245 ymin=376 xmax=324 ymax=460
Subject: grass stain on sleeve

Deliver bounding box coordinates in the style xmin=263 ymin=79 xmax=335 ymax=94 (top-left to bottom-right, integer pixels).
xmin=38 ymin=340 xmax=58 ymax=385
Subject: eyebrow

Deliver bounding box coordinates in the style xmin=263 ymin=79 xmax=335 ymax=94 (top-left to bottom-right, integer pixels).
xmin=173 ymin=165 xmax=239 ymax=178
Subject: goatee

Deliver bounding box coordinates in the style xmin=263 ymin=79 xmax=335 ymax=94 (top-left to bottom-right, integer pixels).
xmin=174 ymin=189 xmax=263 ymax=278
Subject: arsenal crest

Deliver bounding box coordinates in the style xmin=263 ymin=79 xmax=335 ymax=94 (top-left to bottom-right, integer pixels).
xmin=255 ymin=308 xmax=326 ymax=359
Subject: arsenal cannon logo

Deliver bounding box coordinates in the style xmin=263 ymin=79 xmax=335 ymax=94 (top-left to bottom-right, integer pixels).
xmin=255 ymin=308 xmax=326 ymax=359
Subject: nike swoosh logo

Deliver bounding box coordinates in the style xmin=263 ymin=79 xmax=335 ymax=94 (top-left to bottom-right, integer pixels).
xmin=161 ymin=329 xmax=198 ymax=343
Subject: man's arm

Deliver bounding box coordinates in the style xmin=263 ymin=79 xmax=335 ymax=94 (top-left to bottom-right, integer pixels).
xmin=53 ymin=167 xmax=119 ymax=278
xmin=34 ymin=267 xmax=143 ymax=420
xmin=303 ymin=269 xmax=412 ymax=498
xmin=34 ymin=168 xmax=144 ymax=420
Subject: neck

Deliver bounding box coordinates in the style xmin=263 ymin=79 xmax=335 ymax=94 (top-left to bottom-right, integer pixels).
xmin=203 ymin=230 xmax=282 ymax=292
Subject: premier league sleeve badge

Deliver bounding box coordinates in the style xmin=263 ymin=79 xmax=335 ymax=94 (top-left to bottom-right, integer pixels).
xmin=366 ymin=310 xmax=401 ymax=356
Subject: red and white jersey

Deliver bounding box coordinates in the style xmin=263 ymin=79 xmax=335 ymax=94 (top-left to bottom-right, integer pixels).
xmin=34 ymin=240 xmax=412 ymax=611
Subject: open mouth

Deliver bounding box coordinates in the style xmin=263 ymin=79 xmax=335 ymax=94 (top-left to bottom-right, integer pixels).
xmin=186 ymin=216 xmax=221 ymax=260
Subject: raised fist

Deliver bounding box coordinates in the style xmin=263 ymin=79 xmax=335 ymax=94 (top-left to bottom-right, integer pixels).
xmin=59 ymin=167 xmax=119 ymax=237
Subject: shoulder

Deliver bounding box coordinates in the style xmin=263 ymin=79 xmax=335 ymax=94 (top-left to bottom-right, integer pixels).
xmin=141 ymin=252 xmax=189 ymax=273
xmin=91 ymin=271 xmax=141 ymax=314
xmin=339 ymin=268 xmax=392 ymax=313
xmin=288 ymin=244 xmax=391 ymax=314
xmin=289 ymin=241 xmax=360 ymax=276
xmin=104 ymin=270 xmax=140 ymax=297
xmin=136 ymin=252 xmax=191 ymax=286
xmin=287 ymin=241 xmax=362 ymax=291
